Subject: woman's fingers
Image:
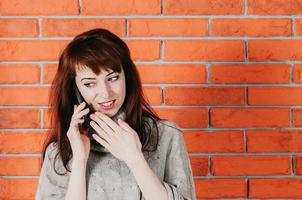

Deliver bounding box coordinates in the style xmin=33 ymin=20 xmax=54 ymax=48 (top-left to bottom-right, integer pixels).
xmin=90 ymin=114 xmax=115 ymax=135
xmin=90 ymin=121 xmax=111 ymax=143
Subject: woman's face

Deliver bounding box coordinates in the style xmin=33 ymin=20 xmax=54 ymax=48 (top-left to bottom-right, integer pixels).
xmin=75 ymin=66 xmax=126 ymax=117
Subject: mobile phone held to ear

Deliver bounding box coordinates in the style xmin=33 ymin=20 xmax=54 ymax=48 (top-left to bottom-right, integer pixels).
xmin=73 ymin=85 xmax=94 ymax=140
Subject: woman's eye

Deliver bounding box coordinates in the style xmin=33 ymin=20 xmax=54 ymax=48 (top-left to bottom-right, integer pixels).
xmin=108 ymin=75 xmax=119 ymax=82
xmin=84 ymin=83 xmax=95 ymax=87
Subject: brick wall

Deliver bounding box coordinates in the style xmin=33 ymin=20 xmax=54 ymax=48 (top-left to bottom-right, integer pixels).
xmin=1 ymin=0 xmax=302 ymax=199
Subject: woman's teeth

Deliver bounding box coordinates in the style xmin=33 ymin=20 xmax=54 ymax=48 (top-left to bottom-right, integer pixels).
xmin=99 ymin=100 xmax=115 ymax=110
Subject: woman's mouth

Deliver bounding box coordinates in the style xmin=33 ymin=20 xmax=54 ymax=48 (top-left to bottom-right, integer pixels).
xmin=98 ymin=100 xmax=116 ymax=110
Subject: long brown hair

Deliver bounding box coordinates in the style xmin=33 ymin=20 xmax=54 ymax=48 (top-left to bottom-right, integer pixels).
xmin=42 ymin=28 xmax=160 ymax=175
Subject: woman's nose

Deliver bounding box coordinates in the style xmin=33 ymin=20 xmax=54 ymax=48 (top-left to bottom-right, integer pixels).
xmin=98 ymin=84 xmax=111 ymax=98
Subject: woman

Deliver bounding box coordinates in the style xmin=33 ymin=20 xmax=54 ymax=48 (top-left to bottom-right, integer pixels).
xmin=35 ymin=28 xmax=196 ymax=200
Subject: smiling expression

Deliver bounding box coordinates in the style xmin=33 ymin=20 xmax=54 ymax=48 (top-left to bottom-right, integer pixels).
xmin=75 ymin=66 xmax=126 ymax=117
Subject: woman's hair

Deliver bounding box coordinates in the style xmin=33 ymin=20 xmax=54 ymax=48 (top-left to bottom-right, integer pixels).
xmin=42 ymin=28 xmax=160 ymax=175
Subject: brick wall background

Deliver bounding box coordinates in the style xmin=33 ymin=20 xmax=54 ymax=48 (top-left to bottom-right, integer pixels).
xmin=1 ymin=0 xmax=302 ymax=199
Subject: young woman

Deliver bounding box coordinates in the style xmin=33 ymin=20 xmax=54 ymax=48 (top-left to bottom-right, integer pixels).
xmin=35 ymin=28 xmax=196 ymax=200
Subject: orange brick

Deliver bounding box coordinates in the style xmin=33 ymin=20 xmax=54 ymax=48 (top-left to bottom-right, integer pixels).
xmin=0 ymin=0 xmax=78 ymax=15
xmin=0 ymin=109 xmax=40 ymax=129
xmin=42 ymin=19 xmax=125 ymax=37
xmin=155 ymin=108 xmax=208 ymax=128
xmin=248 ymin=40 xmax=302 ymax=61
xmin=164 ymin=0 xmax=243 ymax=15
xmin=183 ymin=131 xmax=244 ymax=153
xmin=294 ymin=64 xmax=302 ymax=83
xmin=0 ymin=179 xmax=38 ymax=199
xmin=212 ymin=156 xmax=291 ymax=176
xmin=189 ymin=157 xmax=208 ymax=176
xmin=0 ymin=132 xmax=47 ymax=153
xmin=211 ymin=108 xmax=290 ymax=128
xmin=211 ymin=64 xmax=290 ymax=84
xmin=0 ymin=157 xmax=41 ymax=176
xmin=0 ymin=87 xmax=50 ymax=106
xmin=212 ymin=18 xmax=291 ymax=37
xmin=0 ymin=40 xmax=69 ymax=61
xmin=296 ymin=20 xmax=302 ymax=36
xmin=0 ymin=64 xmax=40 ymax=84
xmin=165 ymin=87 xmax=245 ymax=106
xmin=195 ymin=179 xmax=246 ymax=199
xmin=249 ymin=179 xmax=302 ymax=198
xmin=126 ymin=40 xmax=160 ymax=61
xmin=164 ymin=40 xmax=244 ymax=61
xmin=294 ymin=156 xmax=302 ymax=175
xmin=293 ymin=109 xmax=302 ymax=127
xmin=42 ymin=64 xmax=57 ymax=84
xmin=137 ymin=64 xmax=207 ymax=84
xmin=82 ymin=0 xmax=160 ymax=15
xmin=143 ymin=87 xmax=162 ymax=105
xmin=43 ymin=108 xmax=52 ymax=129
xmin=248 ymin=0 xmax=302 ymax=15
xmin=247 ymin=130 xmax=302 ymax=153
xmin=128 ymin=19 xmax=208 ymax=37
xmin=248 ymin=87 xmax=302 ymax=106
xmin=0 ymin=19 xmax=38 ymax=37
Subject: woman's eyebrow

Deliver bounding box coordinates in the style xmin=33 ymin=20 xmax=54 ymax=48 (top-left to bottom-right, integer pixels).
xmin=106 ymin=71 xmax=116 ymax=77
xmin=81 ymin=77 xmax=96 ymax=81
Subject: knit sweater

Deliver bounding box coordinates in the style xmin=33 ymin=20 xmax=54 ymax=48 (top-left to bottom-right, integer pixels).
xmin=35 ymin=119 xmax=196 ymax=200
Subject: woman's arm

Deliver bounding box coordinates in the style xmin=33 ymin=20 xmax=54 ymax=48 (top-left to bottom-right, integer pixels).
xmin=65 ymin=159 xmax=87 ymax=200
xmin=127 ymin=153 xmax=168 ymax=200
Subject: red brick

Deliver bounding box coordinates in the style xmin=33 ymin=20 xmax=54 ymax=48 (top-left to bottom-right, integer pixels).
xmin=165 ymin=87 xmax=245 ymax=106
xmin=248 ymin=0 xmax=302 ymax=15
xmin=0 ymin=157 xmax=41 ymax=176
xmin=82 ymin=0 xmax=160 ymax=15
xmin=0 ymin=19 xmax=38 ymax=37
xmin=249 ymin=179 xmax=302 ymax=198
xmin=183 ymin=131 xmax=244 ymax=153
xmin=42 ymin=19 xmax=125 ymax=37
xmin=127 ymin=40 xmax=160 ymax=61
xmin=189 ymin=157 xmax=208 ymax=176
xmin=0 ymin=109 xmax=40 ymax=129
xmin=211 ymin=64 xmax=290 ymax=84
xmin=248 ymin=40 xmax=302 ymax=61
xmin=293 ymin=109 xmax=302 ymax=127
xmin=294 ymin=64 xmax=302 ymax=83
xmin=212 ymin=156 xmax=291 ymax=176
xmin=0 ymin=179 xmax=38 ymax=199
xmin=0 ymin=64 xmax=40 ymax=84
xmin=195 ymin=179 xmax=246 ymax=199
xmin=212 ymin=19 xmax=291 ymax=37
xmin=164 ymin=0 xmax=243 ymax=15
xmin=128 ymin=19 xmax=208 ymax=37
xmin=294 ymin=156 xmax=302 ymax=175
xmin=0 ymin=132 xmax=47 ymax=153
xmin=0 ymin=40 xmax=69 ymax=61
xmin=155 ymin=108 xmax=208 ymax=128
xmin=164 ymin=40 xmax=244 ymax=61
xmin=247 ymin=130 xmax=302 ymax=153
xmin=296 ymin=20 xmax=302 ymax=36
xmin=0 ymin=0 xmax=78 ymax=15
xmin=211 ymin=108 xmax=290 ymax=128
xmin=143 ymin=87 xmax=162 ymax=105
xmin=137 ymin=64 xmax=207 ymax=84
xmin=248 ymin=87 xmax=302 ymax=106
xmin=0 ymin=87 xmax=50 ymax=106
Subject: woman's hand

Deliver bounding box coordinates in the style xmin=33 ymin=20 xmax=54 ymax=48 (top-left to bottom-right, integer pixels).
xmin=90 ymin=112 xmax=143 ymax=166
xmin=67 ymin=102 xmax=91 ymax=164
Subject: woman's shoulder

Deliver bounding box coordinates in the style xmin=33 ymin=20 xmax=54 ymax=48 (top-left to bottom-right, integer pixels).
xmin=44 ymin=142 xmax=58 ymax=159
xmin=155 ymin=119 xmax=183 ymax=143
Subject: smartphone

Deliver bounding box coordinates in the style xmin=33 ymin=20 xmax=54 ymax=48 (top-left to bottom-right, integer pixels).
xmin=73 ymin=85 xmax=95 ymax=140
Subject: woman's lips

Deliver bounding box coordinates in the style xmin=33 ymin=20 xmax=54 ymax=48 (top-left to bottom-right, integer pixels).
xmin=98 ymin=100 xmax=116 ymax=110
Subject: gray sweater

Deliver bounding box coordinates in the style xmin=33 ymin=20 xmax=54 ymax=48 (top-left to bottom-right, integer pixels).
xmin=35 ymin=120 xmax=196 ymax=200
